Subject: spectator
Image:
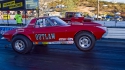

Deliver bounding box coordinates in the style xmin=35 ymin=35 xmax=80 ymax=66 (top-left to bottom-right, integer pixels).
xmin=14 ymin=11 xmax=23 ymax=26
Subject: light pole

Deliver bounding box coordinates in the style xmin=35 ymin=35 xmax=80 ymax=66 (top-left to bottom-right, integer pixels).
xmin=97 ymin=0 xmax=99 ymax=20
xmin=59 ymin=0 xmax=62 ymax=12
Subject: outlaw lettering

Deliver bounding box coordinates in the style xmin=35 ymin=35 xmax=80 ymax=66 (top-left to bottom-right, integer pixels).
xmin=35 ymin=33 xmax=55 ymax=40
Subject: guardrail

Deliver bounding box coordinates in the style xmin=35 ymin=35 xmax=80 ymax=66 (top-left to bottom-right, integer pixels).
xmin=0 ymin=19 xmax=30 ymax=25
xmin=0 ymin=20 xmax=125 ymax=27
xmin=94 ymin=21 xmax=125 ymax=27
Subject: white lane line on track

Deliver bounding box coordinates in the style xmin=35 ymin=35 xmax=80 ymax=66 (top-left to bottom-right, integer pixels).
xmin=1 ymin=37 xmax=5 ymax=39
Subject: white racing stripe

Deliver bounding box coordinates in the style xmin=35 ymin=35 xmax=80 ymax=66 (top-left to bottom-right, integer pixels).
xmin=33 ymin=41 xmax=74 ymax=45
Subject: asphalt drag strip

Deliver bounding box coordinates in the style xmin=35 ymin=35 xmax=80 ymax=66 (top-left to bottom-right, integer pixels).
xmin=0 ymin=38 xmax=125 ymax=70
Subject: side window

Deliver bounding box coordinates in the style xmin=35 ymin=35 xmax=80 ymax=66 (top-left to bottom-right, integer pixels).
xmin=36 ymin=18 xmax=52 ymax=28
xmin=45 ymin=19 xmax=52 ymax=27
xmin=51 ymin=19 xmax=58 ymax=25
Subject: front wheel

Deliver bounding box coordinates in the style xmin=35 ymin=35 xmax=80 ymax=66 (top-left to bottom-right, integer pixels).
xmin=11 ymin=35 xmax=33 ymax=54
xmin=74 ymin=32 xmax=96 ymax=52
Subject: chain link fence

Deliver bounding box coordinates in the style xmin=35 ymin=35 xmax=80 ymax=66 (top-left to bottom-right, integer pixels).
xmin=0 ymin=10 xmax=39 ymax=25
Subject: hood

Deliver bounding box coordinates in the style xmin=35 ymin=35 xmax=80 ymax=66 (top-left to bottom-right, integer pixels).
xmin=83 ymin=22 xmax=102 ymax=26
xmin=70 ymin=22 xmax=102 ymax=26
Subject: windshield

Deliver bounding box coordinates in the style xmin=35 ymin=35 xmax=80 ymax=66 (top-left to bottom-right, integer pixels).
xmin=48 ymin=17 xmax=68 ymax=26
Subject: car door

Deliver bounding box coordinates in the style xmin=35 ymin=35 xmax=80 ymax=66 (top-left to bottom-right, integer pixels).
xmin=32 ymin=18 xmax=67 ymax=42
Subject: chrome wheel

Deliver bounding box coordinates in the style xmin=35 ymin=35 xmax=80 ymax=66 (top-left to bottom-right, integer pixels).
xmin=79 ymin=36 xmax=91 ymax=48
xmin=15 ymin=40 xmax=25 ymax=51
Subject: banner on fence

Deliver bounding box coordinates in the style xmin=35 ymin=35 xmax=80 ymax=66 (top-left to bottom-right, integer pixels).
xmin=0 ymin=0 xmax=39 ymax=10
xmin=3 ymin=14 xmax=10 ymax=20
xmin=0 ymin=0 xmax=25 ymax=10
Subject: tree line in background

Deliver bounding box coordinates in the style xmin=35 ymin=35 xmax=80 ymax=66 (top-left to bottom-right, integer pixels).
xmin=46 ymin=0 xmax=125 ymax=16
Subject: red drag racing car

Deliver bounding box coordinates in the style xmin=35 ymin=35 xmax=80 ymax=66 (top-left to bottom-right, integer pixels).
xmin=3 ymin=17 xmax=106 ymax=54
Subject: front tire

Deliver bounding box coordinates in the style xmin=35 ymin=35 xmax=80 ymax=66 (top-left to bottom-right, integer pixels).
xmin=11 ymin=35 xmax=33 ymax=54
xmin=74 ymin=32 xmax=96 ymax=52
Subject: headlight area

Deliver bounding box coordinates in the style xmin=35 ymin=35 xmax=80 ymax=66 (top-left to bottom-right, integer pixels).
xmin=93 ymin=26 xmax=107 ymax=40
xmin=96 ymin=26 xmax=107 ymax=32
xmin=2 ymin=33 xmax=11 ymax=41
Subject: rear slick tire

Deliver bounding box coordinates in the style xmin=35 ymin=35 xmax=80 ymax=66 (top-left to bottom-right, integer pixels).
xmin=11 ymin=35 xmax=33 ymax=54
